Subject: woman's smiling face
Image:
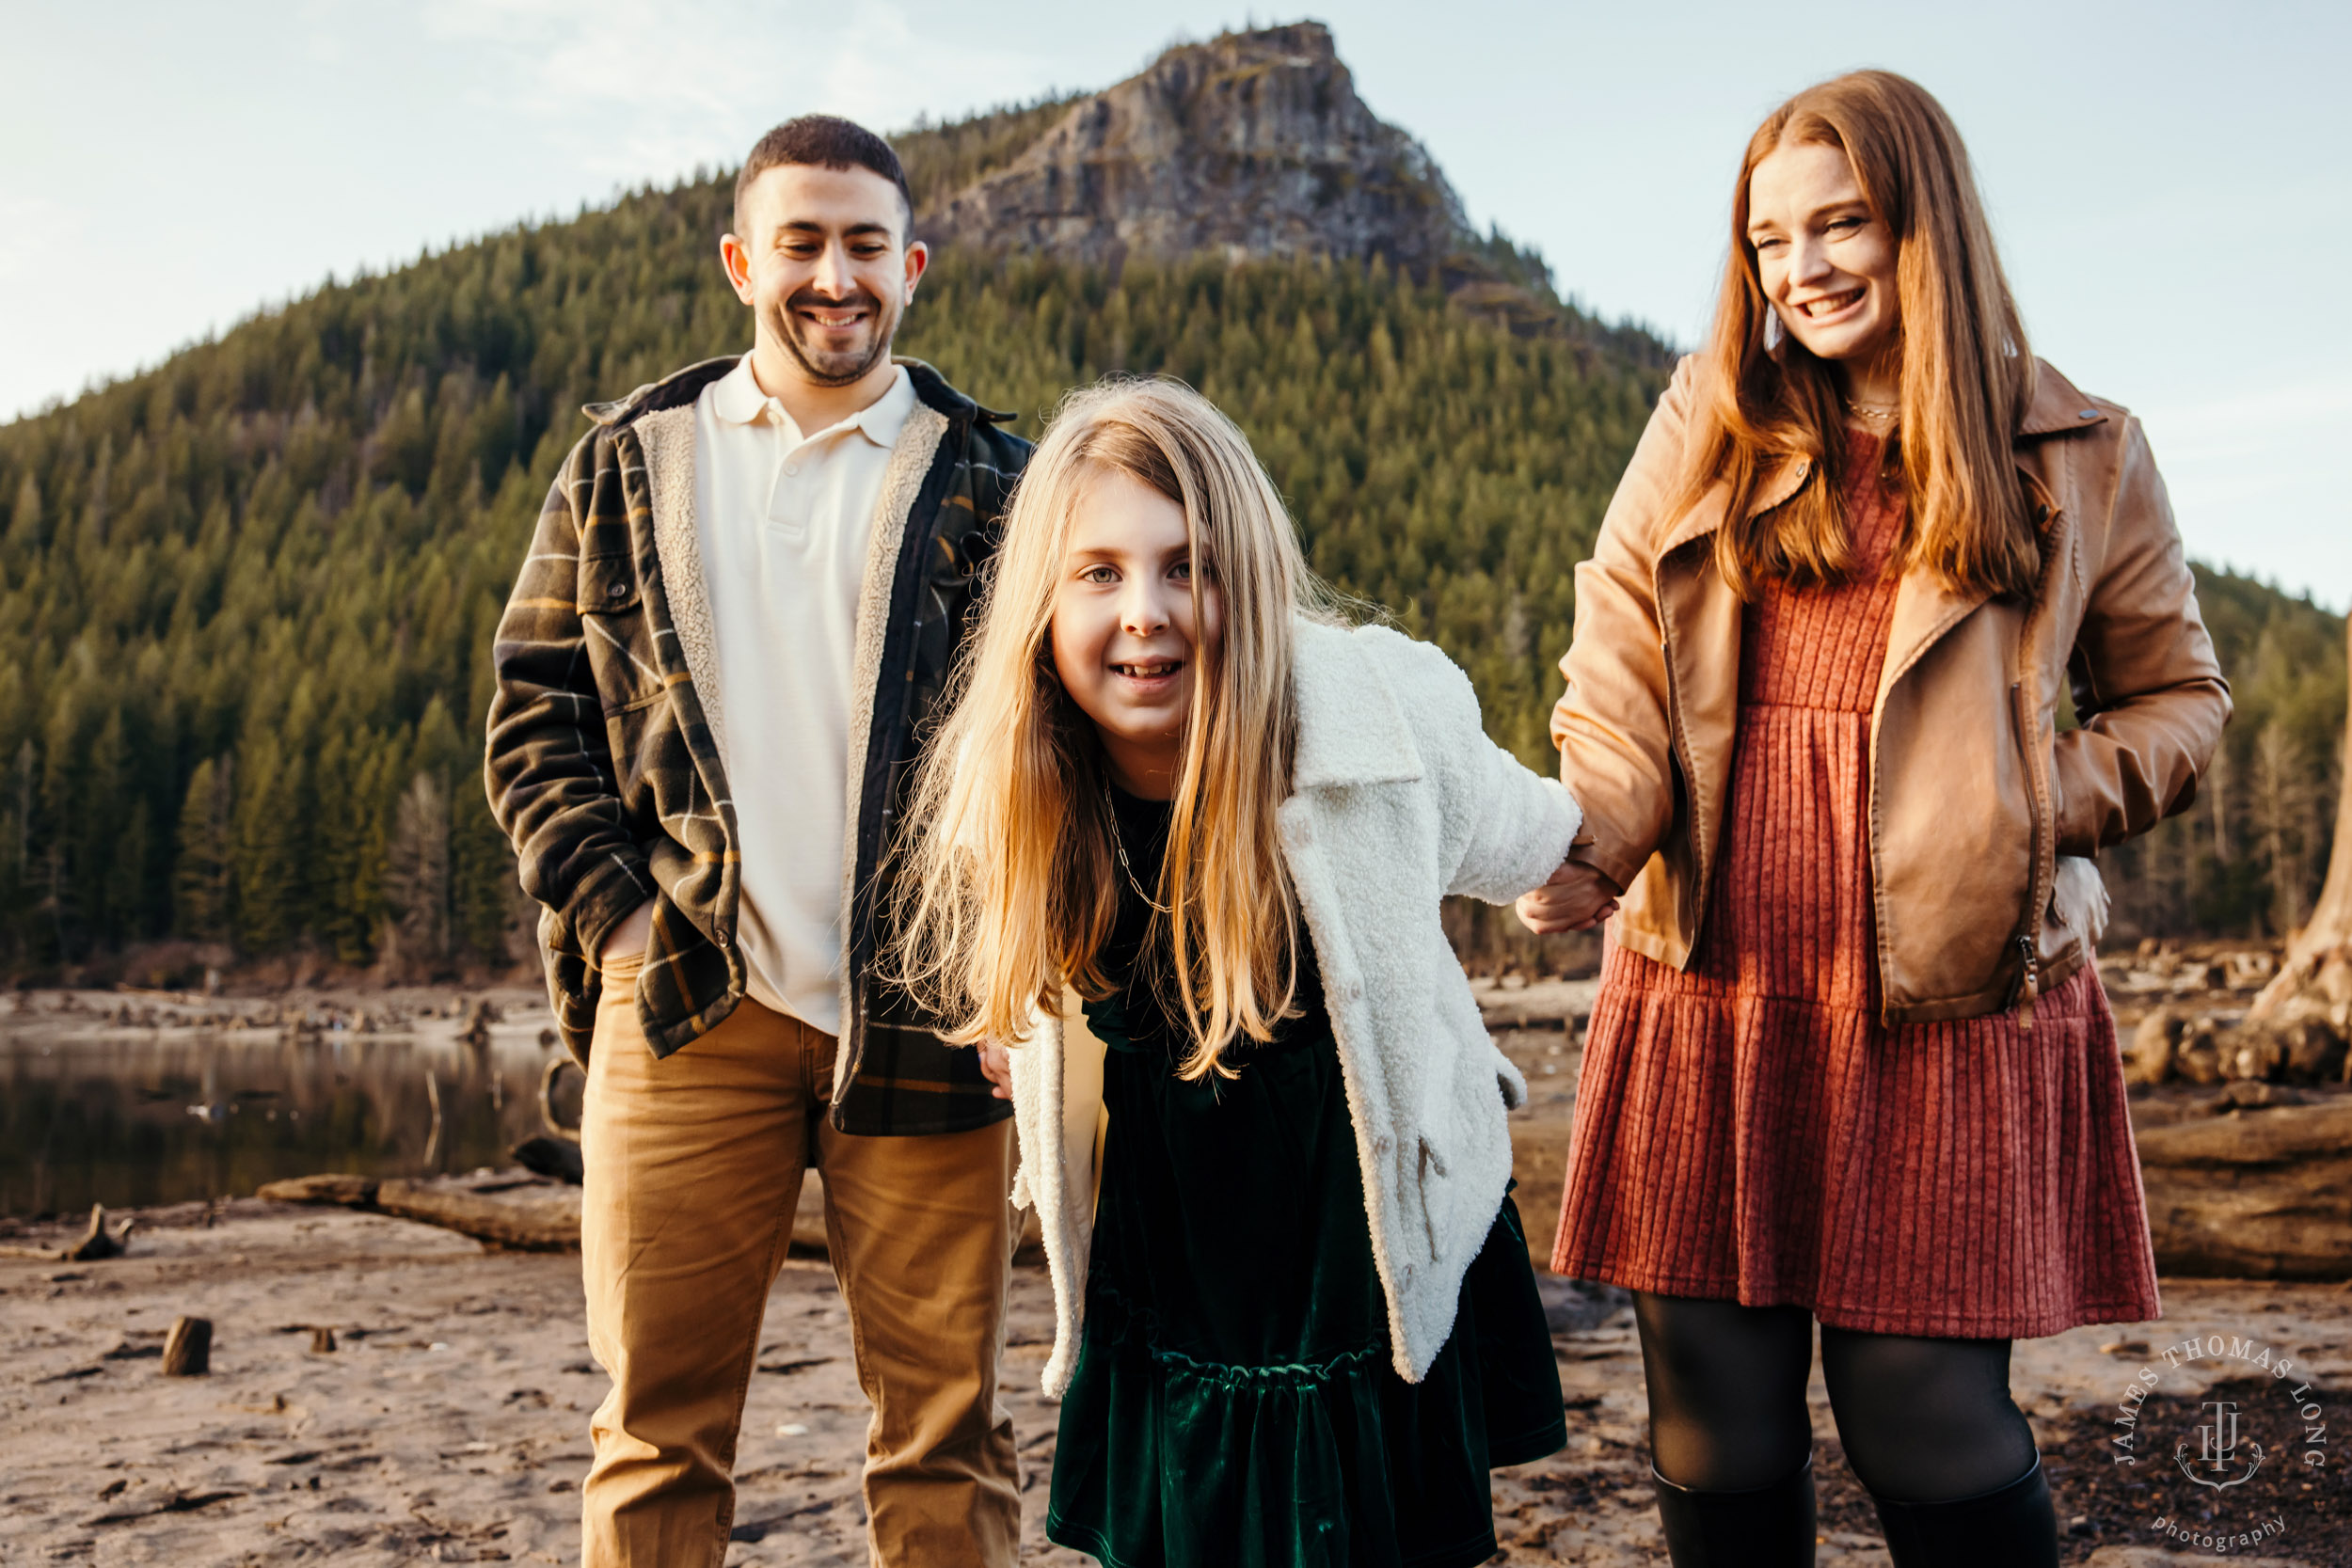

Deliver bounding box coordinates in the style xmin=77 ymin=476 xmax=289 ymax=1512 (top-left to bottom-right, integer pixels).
xmin=1746 ymin=138 xmax=1899 ymax=374
xmin=1048 ymin=467 xmax=1223 ymax=800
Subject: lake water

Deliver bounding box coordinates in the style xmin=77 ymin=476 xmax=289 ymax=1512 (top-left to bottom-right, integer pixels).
xmin=0 ymin=988 xmax=576 ymax=1219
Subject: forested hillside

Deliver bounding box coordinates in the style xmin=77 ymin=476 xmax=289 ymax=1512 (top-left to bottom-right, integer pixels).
xmin=0 ymin=96 xmax=2338 ymax=979
xmin=2102 ymin=569 xmax=2345 ymax=945
xmin=0 ymin=148 xmax=1667 ymax=979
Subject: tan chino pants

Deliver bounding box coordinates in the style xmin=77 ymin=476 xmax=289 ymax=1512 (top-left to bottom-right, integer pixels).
xmin=580 ymin=952 xmax=1020 ymax=1566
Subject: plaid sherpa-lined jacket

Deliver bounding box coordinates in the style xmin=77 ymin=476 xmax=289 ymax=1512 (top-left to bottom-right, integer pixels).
xmin=485 ymin=355 xmax=1029 ymax=1137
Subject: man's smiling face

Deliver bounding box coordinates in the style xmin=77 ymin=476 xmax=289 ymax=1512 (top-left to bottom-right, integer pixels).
xmin=723 ymin=163 xmax=926 ymax=388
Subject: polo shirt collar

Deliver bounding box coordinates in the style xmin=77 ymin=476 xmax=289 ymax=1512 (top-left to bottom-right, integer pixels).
xmin=711 ymin=353 xmax=914 ymax=450
xmin=710 ymin=353 xmax=770 ymax=427
xmin=847 ymin=364 xmax=916 ymax=451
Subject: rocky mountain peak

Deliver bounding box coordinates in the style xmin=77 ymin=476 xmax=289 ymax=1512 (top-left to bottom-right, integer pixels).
xmin=921 ymin=22 xmax=1471 ymax=277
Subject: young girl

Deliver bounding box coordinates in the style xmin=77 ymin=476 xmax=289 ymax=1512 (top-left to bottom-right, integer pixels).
xmin=1522 ymin=71 xmax=2228 ymax=1565
xmin=893 ymin=378 xmax=1593 ymax=1567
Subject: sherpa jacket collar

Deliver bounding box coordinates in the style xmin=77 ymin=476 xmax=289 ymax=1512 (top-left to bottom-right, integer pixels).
xmin=1290 ymin=619 xmax=1424 ymax=790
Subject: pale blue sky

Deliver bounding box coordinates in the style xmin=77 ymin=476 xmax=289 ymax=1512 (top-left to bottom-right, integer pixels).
xmin=4 ymin=1 xmax=2345 ymax=605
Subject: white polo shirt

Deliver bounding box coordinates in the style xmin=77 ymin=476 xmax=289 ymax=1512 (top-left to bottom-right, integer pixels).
xmin=691 ymin=353 xmax=915 ymax=1035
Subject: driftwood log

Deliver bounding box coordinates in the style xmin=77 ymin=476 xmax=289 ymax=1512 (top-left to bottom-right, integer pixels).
xmin=256 ymin=1173 xmax=584 ymax=1252
xmin=2135 ymin=1098 xmax=2352 ymax=1278
xmin=0 ymin=1203 xmax=137 ymax=1261
xmin=255 ymin=1169 xmax=834 ymax=1254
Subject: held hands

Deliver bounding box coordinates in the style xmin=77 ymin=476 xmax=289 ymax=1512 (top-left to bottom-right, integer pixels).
xmin=1516 ymin=859 xmax=1622 ymax=936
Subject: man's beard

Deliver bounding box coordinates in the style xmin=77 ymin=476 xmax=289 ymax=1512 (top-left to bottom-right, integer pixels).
xmin=764 ymin=285 xmax=902 ymax=388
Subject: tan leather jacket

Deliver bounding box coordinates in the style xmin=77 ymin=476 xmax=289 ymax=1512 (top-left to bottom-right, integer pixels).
xmin=1553 ymin=356 xmax=2230 ymax=1024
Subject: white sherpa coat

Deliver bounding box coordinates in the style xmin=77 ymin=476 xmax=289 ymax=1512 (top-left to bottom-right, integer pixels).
xmin=1008 ymin=618 xmax=1582 ymax=1396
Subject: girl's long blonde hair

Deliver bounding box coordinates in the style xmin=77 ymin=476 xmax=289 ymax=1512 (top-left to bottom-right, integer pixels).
xmin=1686 ymin=69 xmax=2041 ymax=601
xmin=890 ymin=378 xmax=1336 ymax=1080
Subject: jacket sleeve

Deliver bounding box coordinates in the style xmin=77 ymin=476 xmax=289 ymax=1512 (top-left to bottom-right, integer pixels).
xmin=2052 ymin=417 xmax=2233 ymax=856
xmin=483 ymin=435 xmax=654 ymax=964
xmin=1407 ymin=641 xmax=1584 ymax=905
xmin=1549 ymin=358 xmax=1692 ymax=892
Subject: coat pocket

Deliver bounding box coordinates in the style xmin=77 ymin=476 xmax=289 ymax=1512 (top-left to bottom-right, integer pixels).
xmin=538 ymin=904 xmax=598 ymax=1069
xmin=572 ymin=551 xmax=642 ymax=616
xmin=575 ymin=553 xmax=664 ymax=712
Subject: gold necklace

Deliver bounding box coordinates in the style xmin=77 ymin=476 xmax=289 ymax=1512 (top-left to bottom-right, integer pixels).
xmin=1842 ymin=395 xmax=1898 ymax=427
xmin=1101 ymin=778 xmax=1171 ymax=915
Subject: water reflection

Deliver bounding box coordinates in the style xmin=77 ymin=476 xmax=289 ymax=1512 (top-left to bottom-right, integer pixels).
xmin=0 ymin=991 xmax=575 ymax=1218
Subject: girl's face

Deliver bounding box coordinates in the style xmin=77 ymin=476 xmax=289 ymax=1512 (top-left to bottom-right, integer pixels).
xmin=1049 ymin=468 xmax=1224 ymax=800
xmin=1746 ymin=138 xmax=1900 ymax=375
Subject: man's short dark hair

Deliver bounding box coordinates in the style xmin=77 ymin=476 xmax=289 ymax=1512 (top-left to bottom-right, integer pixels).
xmin=733 ymin=116 xmax=914 ymax=242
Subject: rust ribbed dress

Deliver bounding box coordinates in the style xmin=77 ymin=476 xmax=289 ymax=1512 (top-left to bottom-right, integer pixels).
xmin=1551 ymin=435 xmax=2160 ymax=1338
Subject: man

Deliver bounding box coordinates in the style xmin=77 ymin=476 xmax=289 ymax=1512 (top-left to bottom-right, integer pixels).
xmin=485 ymin=116 xmax=1028 ymax=1566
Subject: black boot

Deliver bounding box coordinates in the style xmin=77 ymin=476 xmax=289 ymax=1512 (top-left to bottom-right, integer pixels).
xmin=1869 ymin=1455 xmax=2058 ymax=1568
xmin=1652 ymin=1456 xmax=1817 ymax=1566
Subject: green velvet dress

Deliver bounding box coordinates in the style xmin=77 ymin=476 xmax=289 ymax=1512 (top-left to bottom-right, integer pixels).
xmin=1045 ymin=785 xmax=1566 ymax=1568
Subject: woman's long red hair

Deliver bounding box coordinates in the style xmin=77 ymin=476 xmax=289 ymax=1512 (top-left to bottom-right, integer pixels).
xmin=1684 ymin=70 xmax=2041 ymax=600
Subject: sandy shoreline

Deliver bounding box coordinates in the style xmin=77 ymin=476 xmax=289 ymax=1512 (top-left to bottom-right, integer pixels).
xmin=2 ymin=1196 xmax=2345 ymax=1567
xmin=5 ymin=979 xmax=2347 ymax=1564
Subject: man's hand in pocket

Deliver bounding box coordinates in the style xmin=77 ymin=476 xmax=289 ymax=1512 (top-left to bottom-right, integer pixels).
xmin=599 ymin=902 xmax=654 ymax=968
xmin=977 ymin=1043 xmax=1012 ymax=1101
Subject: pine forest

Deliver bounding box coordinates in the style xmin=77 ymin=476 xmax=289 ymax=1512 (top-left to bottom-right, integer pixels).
xmin=0 ymin=127 xmax=2339 ymax=983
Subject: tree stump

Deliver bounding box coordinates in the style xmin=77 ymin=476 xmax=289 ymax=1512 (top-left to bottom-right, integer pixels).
xmin=162 ymin=1316 xmax=212 ymax=1376
xmin=2252 ymin=616 xmax=2352 ymax=1022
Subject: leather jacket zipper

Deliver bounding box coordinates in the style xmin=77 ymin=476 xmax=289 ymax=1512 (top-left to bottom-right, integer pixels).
xmin=2013 ymin=931 xmax=2039 ymax=1031
xmin=1656 ymin=561 xmax=1712 ymax=934
xmin=2009 ymin=680 xmax=2041 ymax=1032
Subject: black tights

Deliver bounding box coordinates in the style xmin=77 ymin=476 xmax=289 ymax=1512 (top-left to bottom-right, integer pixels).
xmin=1633 ymin=1292 xmax=2038 ymax=1502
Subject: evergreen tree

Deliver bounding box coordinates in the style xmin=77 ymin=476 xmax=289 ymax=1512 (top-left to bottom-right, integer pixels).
xmin=172 ymin=755 xmax=234 ymax=943
xmin=384 ymin=771 xmax=452 ymax=975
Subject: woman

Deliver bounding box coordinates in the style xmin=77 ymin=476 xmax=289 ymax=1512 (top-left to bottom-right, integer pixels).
xmin=892 ymin=378 xmax=1577 ymax=1566
xmin=1519 ymin=71 xmax=2228 ymax=1566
